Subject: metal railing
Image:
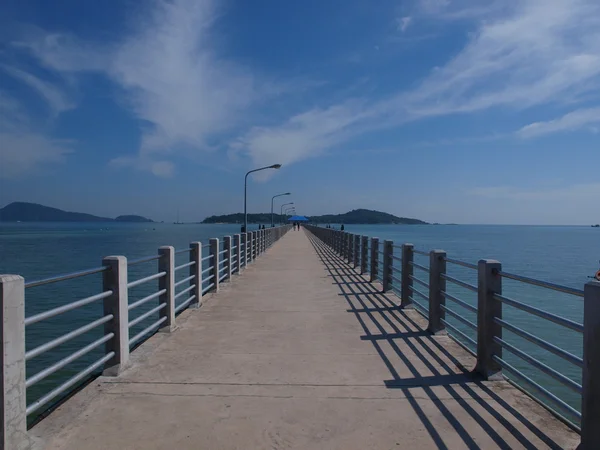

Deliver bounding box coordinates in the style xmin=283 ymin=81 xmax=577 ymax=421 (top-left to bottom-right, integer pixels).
xmin=0 ymin=225 xmax=292 ymax=446
xmin=305 ymin=224 xmax=598 ymax=449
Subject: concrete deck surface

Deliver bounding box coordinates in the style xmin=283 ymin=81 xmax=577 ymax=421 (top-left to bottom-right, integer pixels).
xmin=31 ymin=229 xmax=579 ymax=450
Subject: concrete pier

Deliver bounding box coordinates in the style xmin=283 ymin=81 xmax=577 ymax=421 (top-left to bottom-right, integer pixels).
xmin=31 ymin=230 xmax=579 ymax=449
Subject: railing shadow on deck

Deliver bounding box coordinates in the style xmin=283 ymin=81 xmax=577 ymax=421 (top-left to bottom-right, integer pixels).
xmin=305 ymin=231 xmax=564 ymax=450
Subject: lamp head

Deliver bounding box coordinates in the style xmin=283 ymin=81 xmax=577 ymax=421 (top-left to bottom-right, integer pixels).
xmin=270 ymin=164 xmax=282 ymax=169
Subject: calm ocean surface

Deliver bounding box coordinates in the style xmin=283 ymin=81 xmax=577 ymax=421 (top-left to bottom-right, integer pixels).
xmin=0 ymin=222 xmax=594 ymax=424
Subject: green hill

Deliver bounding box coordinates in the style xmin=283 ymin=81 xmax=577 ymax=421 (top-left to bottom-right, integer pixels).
xmin=202 ymin=209 xmax=427 ymax=225
xmin=0 ymin=202 xmax=153 ymax=223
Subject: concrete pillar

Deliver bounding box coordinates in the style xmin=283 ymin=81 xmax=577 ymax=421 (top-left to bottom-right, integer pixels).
xmin=209 ymin=238 xmax=219 ymax=292
xmin=361 ymin=236 xmax=368 ymax=274
xmin=347 ymin=233 xmax=353 ymax=264
xmin=581 ymin=281 xmax=600 ymax=449
xmin=223 ymin=236 xmax=232 ymax=281
xmin=233 ymin=235 xmax=240 ymax=275
xmin=428 ymin=250 xmax=447 ymax=334
xmin=370 ymin=237 xmax=379 ymax=282
xmin=354 ymin=235 xmax=360 ymax=268
xmin=158 ymin=246 xmax=176 ymax=332
xmin=382 ymin=240 xmax=393 ymax=292
xmin=401 ymin=244 xmax=414 ymax=309
xmin=476 ymin=259 xmax=502 ymax=380
xmin=246 ymin=232 xmax=252 ymax=265
xmin=102 ymin=256 xmax=130 ymax=376
xmin=0 ymin=275 xmax=28 ymax=449
xmin=189 ymin=242 xmax=202 ymax=308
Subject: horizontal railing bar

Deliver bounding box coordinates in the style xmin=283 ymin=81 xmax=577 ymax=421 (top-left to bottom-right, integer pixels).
xmin=26 ymin=314 xmax=114 ymax=360
xmin=175 ymin=248 xmax=192 ymax=255
xmin=493 ymin=317 xmax=582 ymax=368
xmin=174 ymin=284 xmax=195 ymax=300
xmin=413 ymin=249 xmax=429 ymax=256
xmin=444 ymin=257 xmax=477 ymax=270
xmin=26 ymin=333 xmax=114 ymax=388
xmin=221 ymin=258 xmax=229 ymax=264
xmin=129 ymin=317 xmax=167 ymax=347
xmin=493 ymin=336 xmax=582 ymax=394
xmin=201 ymin=267 xmax=212 ymax=275
xmin=440 ymin=305 xmax=477 ymax=330
xmin=392 ymin=255 xmax=402 ymax=262
xmin=498 ymin=271 xmax=584 ymax=298
xmin=391 ymin=274 xmax=402 ymax=285
xmin=441 ymin=290 xmax=477 ymax=313
xmin=174 ymin=275 xmax=195 ymax=288
xmin=128 ymin=255 xmax=161 ymax=266
xmin=408 ymin=296 xmax=429 ymax=314
xmin=409 ymin=274 xmax=429 ymax=289
xmin=26 ymin=352 xmax=115 ymax=416
xmin=219 ymin=250 xmax=227 ymax=255
xmin=493 ymin=355 xmax=581 ymax=419
xmin=25 ymin=290 xmax=112 ymax=326
xmin=25 ymin=266 xmax=110 ymax=288
xmin=203 ymin=274 xmax=215 ymax=283
xmin=409 ymin=261 xmax=429 ymax=272
xmin=408 ymin=285 xmax=429 ymax=302
xmin=129 ymin=303 xmax=166 ymax=328
xmin=128 ymin=289 xmax=165 ymax=311
xmin=174 ymin=261 xmax=195 ymax=271
xmin=127 ymin=271 xmax=166 ymax=289
xmin=231 ymin=245 xmax=237 ymax=250
xmin=201 ymin=255 xmax=213 ymax=262
xmin=219 ymin=274 xmax=227 ymax=282
xmin=202 ymin=283 xmax=215 ymax=294
xmin=441 ymin=318 xmax=477 ymax=347
xmin=175 ymin=295 xmax=195 ymax=314
xmin=441 ymin=273 xmax=478 ymax=293
xmin=493 ymin=293 xmax=583 ymax=333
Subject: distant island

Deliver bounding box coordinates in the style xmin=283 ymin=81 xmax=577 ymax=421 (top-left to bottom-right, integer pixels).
xmin=0 ymin=202 xmax=153 ymax=223
xmin=202 ymin=209 xmax=428 ymax=225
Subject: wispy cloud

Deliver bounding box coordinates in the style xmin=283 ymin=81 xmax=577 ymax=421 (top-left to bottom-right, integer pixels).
xmin=0 ymin=91 xmax=72 ymax=179
xmin=0 ymin=65 xmax=75 ymax=115
xmin=396 ymin=16 xmax=412 ymax=32
xmin=518 ymin=107 xmax=600 ymax=138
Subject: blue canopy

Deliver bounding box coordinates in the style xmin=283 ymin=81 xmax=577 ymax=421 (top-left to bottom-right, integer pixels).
xmin=288 ymin=215 xmax=309 ymax=222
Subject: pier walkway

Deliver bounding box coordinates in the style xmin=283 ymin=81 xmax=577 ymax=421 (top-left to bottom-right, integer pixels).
xmin=31 ymin=230 xmax=578 ymax=449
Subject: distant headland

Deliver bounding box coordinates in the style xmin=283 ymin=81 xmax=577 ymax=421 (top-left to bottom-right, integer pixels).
xmin=202 ymin=209 xmax=428 ymax=225
xmin=0 ymin=202 xmax=153 ymax=223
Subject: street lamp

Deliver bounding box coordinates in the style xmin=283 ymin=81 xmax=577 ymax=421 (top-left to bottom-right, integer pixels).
xmin=280 ymin=202 xmax=294 ymax=225
xmin=284 ymin=207 xmax=295 ymax=224
xmin=244 ymin=164 xmax=282 ymax=232
xmin=271 ymin=192 xmax=291 ymax=227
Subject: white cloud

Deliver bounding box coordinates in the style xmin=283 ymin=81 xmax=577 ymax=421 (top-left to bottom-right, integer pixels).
xmin=396 ymin=16 xmax=412 ymax=32
xmin=0 ymin=92 xmax=72 ymax=178
xmin=518 ymin=107 xmax=600 ymax=138
xmin=0 ymin=65 xmax=75 ymax=115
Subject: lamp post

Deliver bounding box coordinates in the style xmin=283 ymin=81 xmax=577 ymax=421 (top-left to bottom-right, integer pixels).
xmin=244 ymin=164 xmax=282 ymax=232
xmin=280 ymin=202 xmax=294 ymax=225
xmin=271 ymin=192 xmax=291 ymax=227
xmin=285 ymin=207 xmax=295 ymax=224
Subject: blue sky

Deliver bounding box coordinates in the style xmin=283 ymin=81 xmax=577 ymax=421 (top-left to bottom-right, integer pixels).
xmin=1 ymin=0 xmax=599 ymax=225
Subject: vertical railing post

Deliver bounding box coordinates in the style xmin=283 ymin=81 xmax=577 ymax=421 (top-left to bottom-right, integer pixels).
xmin=370 ymin=237 xmax=379 ymax=282
xmin=209 ymin=238 xmax=219 ymax=292
xmin=252 ymin=231 xmax=257 ymax=260
xmin=158 ymin=246 xmax=176 ymax=332
xmin=223 ymin=236 xmax=232 ymax=281
xmin=354 ymin=235 xmax=360 ymax=268
xmin=401 ymin=244 xmax=414 ymax=308
xmin=581 ymin=281 xmax=600 ymax=449
xmin=246 ymin=232 xmax=252 ymax=265
xmin=361 ymin=236 xmax=368 ymax=274
xmin=189 ymin=242 xmax=202 ymax=308
xmin=0 ymin=275 xmax=28 ymax=449
xmin=428 ymin=250 xmax=447 ymax=334
xmin=347 ymin=233 xmax=353 ymax=264
xmin=233 ymin=235 xmax=240 ymax=275
xmin=475 ymin=259 xmax=502 ymax=380
xmin=382 ymin=240 xmax=393 ymax=292
xmin=102 ymin=255 xmax=130 ymax=376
